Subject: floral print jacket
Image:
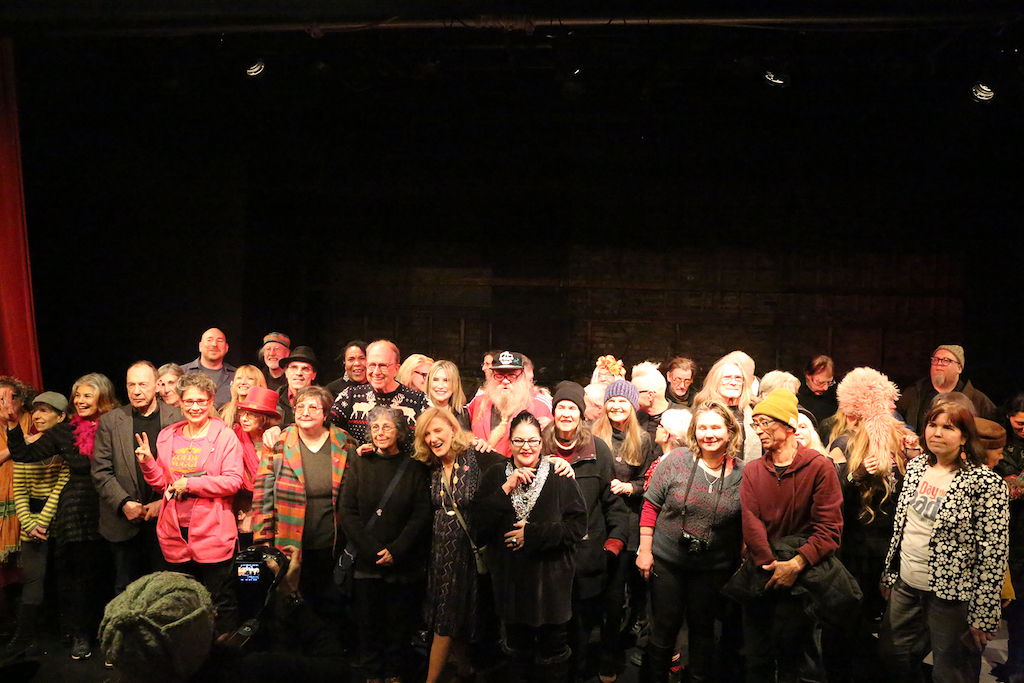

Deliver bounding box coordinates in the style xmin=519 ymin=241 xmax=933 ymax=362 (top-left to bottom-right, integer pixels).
xmin=882 ymin=455 xmax=1010 ymax=632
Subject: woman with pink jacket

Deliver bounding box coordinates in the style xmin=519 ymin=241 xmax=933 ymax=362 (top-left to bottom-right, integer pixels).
xmin=134 ymin=370 xmax=243 ymax=615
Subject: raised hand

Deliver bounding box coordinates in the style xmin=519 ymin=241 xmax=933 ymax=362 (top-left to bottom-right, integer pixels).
xmin=135 ymin=432 xmax=153 ymax=462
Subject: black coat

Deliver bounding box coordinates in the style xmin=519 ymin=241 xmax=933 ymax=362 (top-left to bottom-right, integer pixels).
xmin=337 ymin=448 xmax=431 ymax=579
xmin=477 ymin=458 xmax=587 ymax=627
xmin=555 ymin=436 xmax=630 ymax=599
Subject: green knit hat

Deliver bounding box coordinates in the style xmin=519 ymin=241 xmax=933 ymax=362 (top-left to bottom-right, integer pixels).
xmin=752 ymin=389 xmax=800 ymax=429
xmin=99 ymin=572 xmax=214 ymax=683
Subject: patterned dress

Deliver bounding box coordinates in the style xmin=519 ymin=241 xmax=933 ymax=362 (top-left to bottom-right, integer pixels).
xmin=424 ymin=448 xmax=491 ymax=640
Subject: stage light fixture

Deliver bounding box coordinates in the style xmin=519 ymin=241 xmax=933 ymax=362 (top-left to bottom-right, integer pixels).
xmin=764 ymin=70 xmax=788 ymax=87
xmin=971 ymin=82 xmax=995 ymax=102
xmin=246 ymin=60 xmax=266 ymax=78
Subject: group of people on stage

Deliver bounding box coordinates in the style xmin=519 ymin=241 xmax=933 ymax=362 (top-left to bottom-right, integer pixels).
xmin=0 ymin=328 xmax=1020 ymax=683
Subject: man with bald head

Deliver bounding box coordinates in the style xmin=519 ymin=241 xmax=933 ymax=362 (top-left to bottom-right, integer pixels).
xmin=896 ymin=344 xmax=996 ymax=435
xmin=181 ymin=327 xmax=236 ymax=408
xmin=329 ymin=339 xmax=429 ymax=445
xmin=92 ymin=361 xmax=182 ymax=592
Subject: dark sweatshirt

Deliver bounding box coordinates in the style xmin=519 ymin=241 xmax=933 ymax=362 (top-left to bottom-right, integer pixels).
xmin=740 ymin=444 xmax=843 ymax=567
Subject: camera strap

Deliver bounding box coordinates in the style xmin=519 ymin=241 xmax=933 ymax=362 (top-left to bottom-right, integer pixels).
xmin=680 ymin=453 xmax=727 ymax=546
xmin=440 ymin=460 xmax=480 ymax=554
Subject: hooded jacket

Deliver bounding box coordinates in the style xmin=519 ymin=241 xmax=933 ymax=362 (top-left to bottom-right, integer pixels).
xmin=740 ymin=444 xmax=843 ymax=568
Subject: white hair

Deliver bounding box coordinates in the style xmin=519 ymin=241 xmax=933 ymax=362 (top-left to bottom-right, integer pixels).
xmin=630 ymin=361 xmax=667 ymax=394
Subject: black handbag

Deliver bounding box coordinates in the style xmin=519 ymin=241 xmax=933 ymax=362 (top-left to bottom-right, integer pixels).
xmin=334 ymin=457 xmax=410 ymax=594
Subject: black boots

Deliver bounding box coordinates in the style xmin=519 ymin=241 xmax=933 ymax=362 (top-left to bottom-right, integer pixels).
xmin=1 ymin=603 xmax=39 ymax=660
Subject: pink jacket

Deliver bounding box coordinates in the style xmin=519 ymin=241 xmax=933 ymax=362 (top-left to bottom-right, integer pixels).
xmin=141 ymin=418 xmax=243 ymax=564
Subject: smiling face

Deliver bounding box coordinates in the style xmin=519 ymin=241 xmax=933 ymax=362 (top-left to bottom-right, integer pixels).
xmin=237 ymin=409 xmax=267 ymax=436
xmin=604 ymin=396 xmax=633 ymax=427
xmin=73 ymin=383 xmax=100 ymax=419
xmin=424 ymin=415 xmax=456 ymax=459
xmin=284 ymin=362 xmax=316 ymax=392
xmin=262 ymin=342 xmax=289 ymax=371
xmin=199 ymin=328 xmax=228 ymax=365
xmin=233 ymin=372 xmax=259 ymax=401
xmin=429 ymin=367 xmax=452 ymax=406
xmin=695 ymin=411 xmax=729 ymax=458
xmin=180 ymin=387 xmax=214 ymax=429
xmin=370 ymin=415 xmax=399 ymax=454
xmin=719 ymin=364 xmax=744 ymax=404
xmin=344 ymin=345 xmax=367 ymax=384
xmin=510 ymin=422 xmax=543 ymax=469
xmin=157 ymin=373 xmax=180 ymax=405
xmin=1010 ymin=412 xmax=1024 ymax=440
xmin=126 ymin=364 xmax=159 ymax=413
xmin=32 ymin=404 xmax=65 ymax=432
xmin=366 ymin=343 xmax=400 ymax=393
xmin=294 ymin=397 xmax=326 ymax=434
xmin=554 ymin=400 xmax=581 ymax=438
xmin=925 ymin=411 xmax=967 ymax=460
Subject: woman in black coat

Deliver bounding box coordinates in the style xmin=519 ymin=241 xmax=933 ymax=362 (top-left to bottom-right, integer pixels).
xmin=338 ymin=405 xmax=431 ymax=683
xmin=542 ymin=381 xmax=630 ymax=681
xmin=477 ymin=411 xmax=587 ymax=683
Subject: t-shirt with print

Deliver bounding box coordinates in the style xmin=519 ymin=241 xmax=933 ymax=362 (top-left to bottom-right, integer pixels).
xmin=169 ymin=432 xmax=208 ymax=527
xmin=899 ymin=464 xmax=957 ymax=590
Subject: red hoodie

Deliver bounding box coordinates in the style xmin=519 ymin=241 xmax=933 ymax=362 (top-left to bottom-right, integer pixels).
xmin=740 ymin=444 xmax=843 ymax=567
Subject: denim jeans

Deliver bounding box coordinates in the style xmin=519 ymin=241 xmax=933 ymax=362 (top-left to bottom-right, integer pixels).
xmin=878 ymin=577 xmax=980 ymax=683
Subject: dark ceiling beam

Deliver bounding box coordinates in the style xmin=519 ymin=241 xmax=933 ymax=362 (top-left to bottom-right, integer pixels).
xmin=1 ymin=1 xmax=1020 ymax=37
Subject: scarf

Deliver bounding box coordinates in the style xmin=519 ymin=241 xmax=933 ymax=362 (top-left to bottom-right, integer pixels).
xmin=71 ymin=415 xmax=100 ymax=460
xmin=507 ymin=457 xmax=551 ymax=522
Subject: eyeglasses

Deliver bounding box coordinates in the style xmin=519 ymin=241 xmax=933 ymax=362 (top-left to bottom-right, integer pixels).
xmin=750 ymin=418 xmax=779 ymax=432
xmin=413 ymin=371 xmax=429 ymax=381
xmin=182 ymin=399 xmax=210 ymax=408
xmin=370 ymin=424 xmax=396 ymax=434
xmin=721 ymin=375 xmax=744 ymax=386
xmin=930 ymin=356 xmax=960 ymax=368
xmin=808 ymin=377 xmax=836 ymax=389
xmin=510 ymin=437 xmax=541 ymax=448
xmin=295 ymin=404 xmax=323 ymax=415
xmin=493 ymin=370 xmax=523 ymax=382
xmin=367 ymin=363 xmax=396 ymax=371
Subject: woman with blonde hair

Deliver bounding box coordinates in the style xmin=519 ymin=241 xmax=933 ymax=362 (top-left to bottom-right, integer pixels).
xmin=829 ymin=368 xmax=911 ymax=622
xmin=416 ymin=406 xmax=505 ymax=683
xmin=218 ymin=365 xmax=267 ymax=428
xmin=425 ymin=360 xmax=470 ymax=430
xmin=693 ymin=353 xmax=760 ymax=460
xmin=396 ymin=353 xmax=434 ymax=393
xmin=592 ymin=380 xmax=656 ymax=682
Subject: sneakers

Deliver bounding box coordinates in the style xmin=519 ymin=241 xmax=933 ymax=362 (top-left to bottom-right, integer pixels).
xmin=70 ymin=635 xmax=92 ymax=660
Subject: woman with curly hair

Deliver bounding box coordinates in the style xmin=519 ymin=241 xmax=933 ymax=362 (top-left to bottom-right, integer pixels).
xmin=879 ymin=400 xmax=1009 ymax=683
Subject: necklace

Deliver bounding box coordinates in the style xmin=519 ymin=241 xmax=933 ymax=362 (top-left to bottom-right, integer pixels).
xmin=507 ymin=457 xmax=551 ymax=522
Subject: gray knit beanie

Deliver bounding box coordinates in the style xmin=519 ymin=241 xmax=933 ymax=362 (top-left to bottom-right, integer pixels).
xmin=99 ymin=572 xmax=214 ymax=683
xmin=604 ymin=379 xmax=640 ymax=412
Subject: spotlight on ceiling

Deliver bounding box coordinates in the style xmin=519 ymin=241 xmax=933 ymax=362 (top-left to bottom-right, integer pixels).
xmin=764 ymin=70 xmax=788 ymax=87
xmin=246 ymin=60 xmax=266 ymax=78
xmin=971 ymin=81 xmax=995 ymax=102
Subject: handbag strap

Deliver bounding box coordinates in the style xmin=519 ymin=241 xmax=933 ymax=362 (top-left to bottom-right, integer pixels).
xmin=365 ymin=455 xmax=410 ymax=534
xmin=441 ymin=465 xmax=479 ymax=551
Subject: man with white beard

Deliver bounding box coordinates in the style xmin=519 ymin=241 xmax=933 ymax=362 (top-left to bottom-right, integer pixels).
xmin=466 ymin=351 xmax=552 ymax=456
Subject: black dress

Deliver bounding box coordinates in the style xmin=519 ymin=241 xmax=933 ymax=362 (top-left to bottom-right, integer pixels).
xmin=424 ymin=448 xmax=504 ymax=639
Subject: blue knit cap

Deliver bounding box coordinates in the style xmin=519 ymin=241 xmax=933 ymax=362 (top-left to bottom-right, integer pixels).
xmin=603 ymin=379 xmax=640 ymax=412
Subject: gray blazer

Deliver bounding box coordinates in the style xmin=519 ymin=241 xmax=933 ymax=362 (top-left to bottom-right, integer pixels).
xmin=91 ymin=402 xmax=182 ymax=542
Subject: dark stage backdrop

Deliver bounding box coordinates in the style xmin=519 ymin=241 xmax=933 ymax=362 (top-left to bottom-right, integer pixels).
xmin=11 ymin=31 xmax=1024 ymax=405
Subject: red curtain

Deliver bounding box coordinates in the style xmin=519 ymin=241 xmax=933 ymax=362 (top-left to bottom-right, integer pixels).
xmin=0 ymin=38 xmax=42 ymax=389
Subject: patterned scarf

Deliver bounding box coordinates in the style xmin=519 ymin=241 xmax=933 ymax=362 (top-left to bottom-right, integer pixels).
xmin=507 ymin=457 xmax=551 ymax=522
